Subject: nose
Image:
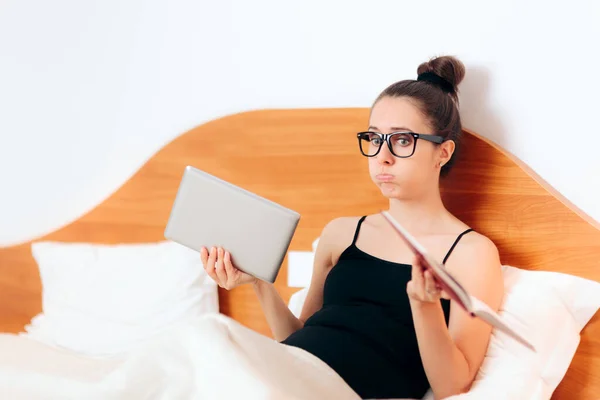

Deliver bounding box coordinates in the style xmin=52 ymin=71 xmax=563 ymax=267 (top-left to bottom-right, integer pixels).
xmin=376 ymin=141 xmax=395 ymax=165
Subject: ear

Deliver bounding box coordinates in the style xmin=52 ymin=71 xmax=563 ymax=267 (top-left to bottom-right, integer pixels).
xmin=438 ymin=140 xmax=455 ymax=167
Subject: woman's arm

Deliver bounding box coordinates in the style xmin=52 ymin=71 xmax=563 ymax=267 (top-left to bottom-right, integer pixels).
xmin=256 ymin=218 xmax=342 ymax=341
xmin=202 ymin=218 xmax=343 ymax=342
xmin=252 ymin=280 xmax=302 ymax=341
xmin=201 ymin=246 xmax=301 ymax=341
xmin=408 ymin=234 xmax=504 ymax=400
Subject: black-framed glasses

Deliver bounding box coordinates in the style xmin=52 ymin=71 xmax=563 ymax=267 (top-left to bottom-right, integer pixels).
xmin=356 ymin=131 xmax=445 ymax=158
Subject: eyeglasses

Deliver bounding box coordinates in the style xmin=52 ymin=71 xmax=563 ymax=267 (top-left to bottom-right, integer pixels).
xmin=356 ymin=131 xmax=445 ymax=158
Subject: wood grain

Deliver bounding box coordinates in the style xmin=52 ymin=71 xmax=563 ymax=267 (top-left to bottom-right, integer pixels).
xmin=0 ymin=108 xmax=598 ymax=399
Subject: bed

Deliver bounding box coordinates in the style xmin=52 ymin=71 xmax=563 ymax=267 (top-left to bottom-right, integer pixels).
xmin=0 ymin=108 xmax=598 ymax=399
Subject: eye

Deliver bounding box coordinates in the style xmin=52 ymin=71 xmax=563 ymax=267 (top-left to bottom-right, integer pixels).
xmin=363 ymin=133 xmax=382 ymax=145
xmin=391 ymin=133 xmax=413 ymax=147
xmin=371 ymin=137 xmax=382 ymax=146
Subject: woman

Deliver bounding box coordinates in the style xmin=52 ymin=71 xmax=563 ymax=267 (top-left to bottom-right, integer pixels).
xmin=200 ymin=55 xmax=504 ymax=400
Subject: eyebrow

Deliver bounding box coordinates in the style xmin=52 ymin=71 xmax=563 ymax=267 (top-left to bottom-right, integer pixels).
xmin=368 ymin=126 xmax=415 ymax=132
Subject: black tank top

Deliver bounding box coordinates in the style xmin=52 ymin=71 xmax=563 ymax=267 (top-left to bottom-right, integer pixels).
xmin=282 ymin=216 xmax=473 ymax=399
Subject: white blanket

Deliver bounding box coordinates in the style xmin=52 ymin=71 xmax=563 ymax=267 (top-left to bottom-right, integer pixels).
xmin=0 ymin=314 xmax=362 ymax=400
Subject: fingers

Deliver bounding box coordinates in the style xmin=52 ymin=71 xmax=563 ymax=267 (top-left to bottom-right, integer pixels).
xmin=411 ymin=254 xmax=425 ymax=288
xmin=407 ymin=255 xmax=423 ymax=300
xmin=224 ymin=251 xmax=236 ymax=277
xmin=408 ymin=255 xmax=441 ymax=303
xmin=203 ymin=246 xmax=218 ymax=283
xmin=200 ymin=246 xmax=209 ymax=266
xmin=406 ymin=279 xmax=416 ymax=298
xmin=215 ymin=247 xmax=227 ymax=285
xmin=424 ymin=270 xmax=439 ymax=296
xmin=201 ymin=247 xmax=252 ymax=289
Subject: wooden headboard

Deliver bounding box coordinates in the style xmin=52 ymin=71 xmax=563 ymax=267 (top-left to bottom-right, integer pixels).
xmin=0 ymin=108 xmax=598 ymax=398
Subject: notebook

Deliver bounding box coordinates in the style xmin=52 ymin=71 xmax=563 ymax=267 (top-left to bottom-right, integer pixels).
xmin=380 ymin=210 xmax=536 ymax=352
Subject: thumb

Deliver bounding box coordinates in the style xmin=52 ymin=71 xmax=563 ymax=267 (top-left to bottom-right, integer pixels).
xmin=406 ymin=279 xmax=416 ymax=297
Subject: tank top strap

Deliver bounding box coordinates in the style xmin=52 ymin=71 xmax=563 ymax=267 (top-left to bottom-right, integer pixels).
xmin=351 ymin=216 xmax=367 ymax=246
xmin=442 ymin=228 xmax=474 ymax=264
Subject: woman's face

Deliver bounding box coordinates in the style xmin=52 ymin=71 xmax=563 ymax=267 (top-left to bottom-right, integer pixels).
xmin=366 ymin=96 xmax=449 ymax=200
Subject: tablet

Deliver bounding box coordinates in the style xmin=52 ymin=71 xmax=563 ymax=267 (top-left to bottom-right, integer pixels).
xmin=164 ymin=166 xmax=300 ymax=283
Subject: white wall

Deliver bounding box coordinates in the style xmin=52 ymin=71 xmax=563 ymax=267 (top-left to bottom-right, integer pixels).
xmin=1 ymin=0 xmax=599 ymax=247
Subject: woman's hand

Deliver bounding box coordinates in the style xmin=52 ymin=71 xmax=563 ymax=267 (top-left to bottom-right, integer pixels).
xmin=200 ymin=246 xmax=258 ymax=289
xmin=407 ymin=254 xmax=449 ymax=303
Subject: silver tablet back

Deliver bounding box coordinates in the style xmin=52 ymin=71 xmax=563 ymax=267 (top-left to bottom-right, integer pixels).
xmin=164 ymin=166 xmax=300 ymax=283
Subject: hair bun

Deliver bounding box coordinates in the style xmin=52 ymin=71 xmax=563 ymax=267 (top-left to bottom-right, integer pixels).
xmin=417 ymin=56 xmax=465 ymax=100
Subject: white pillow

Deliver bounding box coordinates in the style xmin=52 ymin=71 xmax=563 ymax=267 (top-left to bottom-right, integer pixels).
xmin=448 ymin=265 xmax=600 ymax=399
xmin=288 ymin=265 xmax=600 ymax=400
xmin=25 ymin=240 xmax=218 ymax=356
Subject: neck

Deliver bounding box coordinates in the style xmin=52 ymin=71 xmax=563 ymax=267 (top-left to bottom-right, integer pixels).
xmin=387 ymin=186 xmax=448 ymax=234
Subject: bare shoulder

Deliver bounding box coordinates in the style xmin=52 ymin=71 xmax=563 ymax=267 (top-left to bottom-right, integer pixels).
xmin=451 ymin=231 xmax=500 ymax=263
xmin=444 ymin=230 xmax=503 ymax=297
xmin=319 ymin=216 xmax=364 ymax=265
xmin=322 ymin=215 xmax=362 ymax=236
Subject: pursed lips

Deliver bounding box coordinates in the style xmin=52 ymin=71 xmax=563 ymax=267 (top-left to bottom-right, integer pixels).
xmin=376 ymin=174 xmax=395 ymax=182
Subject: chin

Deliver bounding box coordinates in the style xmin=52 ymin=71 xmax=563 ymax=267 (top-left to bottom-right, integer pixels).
xmin=376 ymin=181 xmax=407 ymax=199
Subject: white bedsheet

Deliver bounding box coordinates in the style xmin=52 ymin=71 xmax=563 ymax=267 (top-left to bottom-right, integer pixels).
xmin=0 ymin=314 xmax=361 ymax=400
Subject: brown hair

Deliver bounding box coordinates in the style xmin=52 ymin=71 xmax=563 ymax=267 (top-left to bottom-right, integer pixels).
xmin=374 ymin=55 xmax=466 ymax=176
